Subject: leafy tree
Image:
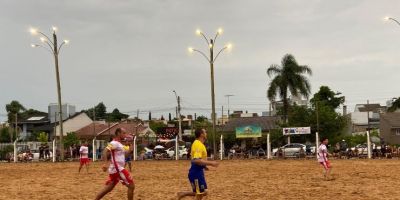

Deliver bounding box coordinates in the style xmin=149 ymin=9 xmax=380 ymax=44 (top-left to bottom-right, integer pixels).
xmin=149 ymin=121 xmax=167 ymax=133
xmin=107 ymin=108 xmax=129 ymax=122
xmin=63 ymin=132 xmax=79 ymax=148
xmin=27 ymin=131 xmax=40 ymax=141
xmin=267 ymin=54 xmax=312 ymax=122
xmin=95 ymin=102 xmax=107 ymax=119
xmin=37 ymin=132 xmax=48 ymax=143
xmin=84 ymin=102 xmax=108 ymax=120
xmin=310 ymin=86 xmax=345 ymax=110
xmin=388 ymin=97 xmax=400 ymax=112
xmin=20 ymin=109 xmax=47 ymax=119
xmin=287 ymin=103 xmax=348 ymax=142
xmin=5 ymin=100 xmax=26 ymax=123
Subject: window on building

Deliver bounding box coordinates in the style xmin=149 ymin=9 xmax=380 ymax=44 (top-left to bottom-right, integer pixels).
xmin=396 ymin=129 xmax=400 ymax=136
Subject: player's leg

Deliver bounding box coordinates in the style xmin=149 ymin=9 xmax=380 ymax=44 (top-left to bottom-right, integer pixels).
xmin=177 ymin=173 xmax=197 ymax=199
xmin=118 ymin=169 xmax=135 ymax=200
xmin=126 ymin=182 xmax=135 ymax=200
xmin=94 ymin=181 xmax=117 ymax=200
xmin=85 ymin=161 xmax=89 ymax=173
xmin=326 ymin=161 xmax=332 ymax=180
xmin=195 ymin=175 xmax=208 ymax=200
xmin=177 ymin=191 xmax=196 ymax=199
xmin=128 ymin=161 xmax=132 ymax=172
xmin=78 ymin=159 xmax=84 ymax=173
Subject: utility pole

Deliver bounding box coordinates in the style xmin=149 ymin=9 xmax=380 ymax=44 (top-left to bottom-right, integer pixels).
xmin=221 ymin=106 xmax=224 ymax=125
xmin=173 ymin=90 xmax=182 ymax=140
xmin=225 ymin=94 xmax=234 ymax=119
xmin=136 ymin=109 xmax=139 ymax=119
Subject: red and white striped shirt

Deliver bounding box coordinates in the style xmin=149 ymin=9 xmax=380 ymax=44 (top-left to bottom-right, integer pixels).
xmin=317 ymin=144 xmax=328 ymax=162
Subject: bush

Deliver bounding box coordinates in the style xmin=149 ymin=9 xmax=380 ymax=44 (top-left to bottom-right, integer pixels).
xmin=0 ymin=145 xmax=13 ymax=160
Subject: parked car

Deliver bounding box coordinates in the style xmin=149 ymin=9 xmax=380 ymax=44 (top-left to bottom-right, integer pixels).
xmin=351 ymin=143 xmax=380 ymax=155
xmin=144 ymin=147 xmax=153 ymax=159
xmin=166 ymin=146 xmax=188 ymax=159
xmin=273 ymin=143 xmax=314 ymax=157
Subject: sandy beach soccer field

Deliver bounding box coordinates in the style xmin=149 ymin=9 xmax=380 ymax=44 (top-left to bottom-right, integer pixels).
xmin=0 ymin=159 xmax=399 ymax=200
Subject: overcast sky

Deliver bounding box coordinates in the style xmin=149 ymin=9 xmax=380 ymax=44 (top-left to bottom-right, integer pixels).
xmin=1 ymin=0 xmax=399 ymax=121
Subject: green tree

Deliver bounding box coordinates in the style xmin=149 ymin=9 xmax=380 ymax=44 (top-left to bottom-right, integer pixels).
xmin=310 ymin=86 xmax=345 ymax=110
xmin=63 ymin=132 xmax=79 ymax=148
xmin=84 ymin=102 xmax=108 ymax=120
xmin=20 ymin=109 xmax=47 ymax=119
xmin=287 ymin=103 xmax=348 ymax=142
xmin=107 ymin=108 xmax=129 ymax=122
xmin=37 ymin=132 xmax=48 ymax=143
xmin=5 ymin=100 xmax=26 ymax=123
xmin=149 ymin=121 xmax=167 ymax=133
xmin=27 ymin=131 xmax=40 ymax=141
xmin=388 ymin=97 xmax=400 ymax=112
xmin=267 ymin=54 xmax=312 ymax=122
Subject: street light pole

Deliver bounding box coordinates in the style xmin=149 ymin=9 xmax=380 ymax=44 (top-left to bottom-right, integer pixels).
xmin=30 ymin=26 xmax=69 ymax=161
xmin=189 ymin=28 xmax=232 ymax=157
xmin=384 ymin=16 xmax=400 ymax=26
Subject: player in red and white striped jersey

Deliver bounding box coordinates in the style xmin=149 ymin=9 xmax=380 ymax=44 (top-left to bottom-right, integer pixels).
xmin=95 ymin=128 xmax=135 ymax=200
xmin=318 ymin=138 xmax=332 ymax=180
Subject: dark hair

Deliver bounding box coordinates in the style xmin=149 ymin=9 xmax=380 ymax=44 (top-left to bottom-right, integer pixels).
xmin=194 ymin=128 xmax=205 ymax=138
xmin=320 ymin=137 xmax=328 ymax=143
xmin=115 ymin=128 xmax=122 ymax=136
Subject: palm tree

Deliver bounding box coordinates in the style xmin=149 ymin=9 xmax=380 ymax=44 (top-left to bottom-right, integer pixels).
xmin=388 ymin=97 xmax=400 ymax=112
xmin=267 ymin=54 xmax=312 ymax=122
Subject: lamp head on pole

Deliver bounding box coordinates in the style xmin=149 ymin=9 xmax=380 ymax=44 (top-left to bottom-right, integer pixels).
xmin=52 ymin=26 xmax=58 ymax=32
xmin=29 ymin=27 xmax=38 ymax=35
xmin=384 ymin=16 xmax=390 ymax=21
xmin=63 ymin=40 xmax=70 ymax=44
xmin=188 ymin=47 xmax=194 ymax=53
xmin=196 ymin=29 xmax=202 ymax=36
xmin=226 ymin=43 xmax=233 ymax=50
xmin=217 ymin=28 xmax=223 ymax=35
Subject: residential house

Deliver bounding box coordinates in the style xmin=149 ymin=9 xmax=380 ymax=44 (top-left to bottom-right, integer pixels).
xmin=18 ymin=115 xmax=49 ymax=139
xmin=270 ymin=95 xmax=308 ymax=116
xmin=380 ymin=112 xmax=400 ymax=145
xmin=349 ymin=103 xmax=386 ymax=133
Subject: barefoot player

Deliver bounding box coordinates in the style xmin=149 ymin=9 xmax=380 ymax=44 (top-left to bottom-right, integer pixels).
xmin=177 ymin=128 xmax=219 ymax=200
xmin=78 ymin=142 xmax=89 ymax=173
xmin=318 ymin=137 xmax=332 ymax=180
xmin=95 ymin=128 xmax=135 ymax=200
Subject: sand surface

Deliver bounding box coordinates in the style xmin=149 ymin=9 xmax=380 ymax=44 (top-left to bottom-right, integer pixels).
xmin=0 ymin=159 xmax=399 ymax=200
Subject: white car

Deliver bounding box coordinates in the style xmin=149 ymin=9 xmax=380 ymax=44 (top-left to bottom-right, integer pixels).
xmin=273 ymin=143 xmax=314 ymax=157
xmin=166 ymin=146 xmax=188 ymax=158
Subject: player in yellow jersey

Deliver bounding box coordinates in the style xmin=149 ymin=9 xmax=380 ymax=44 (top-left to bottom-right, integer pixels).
xmin=177 ymin=128 xmax=219 ymax=200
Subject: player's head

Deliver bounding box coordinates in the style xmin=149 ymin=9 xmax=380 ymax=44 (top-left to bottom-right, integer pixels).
xmin=115 ymin=128 xmax=127 ymax=140
xmin=320 ymin=137 xmax=328 ymax=145
xmin=195 ymin=128 xmax=207 ymax=139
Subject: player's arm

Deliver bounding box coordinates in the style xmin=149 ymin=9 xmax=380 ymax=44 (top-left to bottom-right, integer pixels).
xmin=101 ymin=145 xmax=113 ymax=171
xmin=192 ymin=159 xmax=219 ymax=167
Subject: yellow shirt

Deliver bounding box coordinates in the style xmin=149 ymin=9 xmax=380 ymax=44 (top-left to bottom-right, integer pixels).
xmin=191 ymin=139 xmax=207 ymax=160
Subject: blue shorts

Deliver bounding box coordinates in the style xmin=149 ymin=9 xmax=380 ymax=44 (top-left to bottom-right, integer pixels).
xmin=188 ymin=170 xmax=207 ymax=194
xmin=125 ymin=157 xmax=132 ymax=162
